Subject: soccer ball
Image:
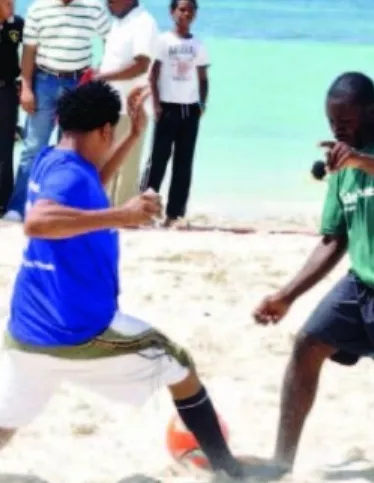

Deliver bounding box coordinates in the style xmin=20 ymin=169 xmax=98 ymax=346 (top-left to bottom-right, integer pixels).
xmin=166 ymin=413 xmax=230 ymax=470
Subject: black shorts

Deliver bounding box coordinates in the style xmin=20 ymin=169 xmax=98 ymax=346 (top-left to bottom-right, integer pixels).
xmin=303 ymin=272 xmax=374 ymax=365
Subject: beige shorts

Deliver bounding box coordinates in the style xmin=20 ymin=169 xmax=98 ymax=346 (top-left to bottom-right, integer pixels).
xmin=0 ymin=312 xmax=192 ymax=428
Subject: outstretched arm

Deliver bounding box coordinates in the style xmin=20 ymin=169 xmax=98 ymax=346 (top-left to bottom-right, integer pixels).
xmin=100 ymin=87 xmax=149 ymax=186
xmin=25 ymin=192 xmax=161 ymax=240
xmin=198 ymin=66 xmax=209 ymax=112
xmin=254 ymin=171 xmax=347 ymax=324
xmin=24 ymin=200 xmax=125 ymax=239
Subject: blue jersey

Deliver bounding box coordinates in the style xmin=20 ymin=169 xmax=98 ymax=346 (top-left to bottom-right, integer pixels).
xmin=8 ymin=147 xmax=119 ymax=346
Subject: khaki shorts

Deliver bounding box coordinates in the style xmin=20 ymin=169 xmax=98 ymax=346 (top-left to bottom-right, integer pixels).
xmin=0 ymin=312 xmax=192 ymax=428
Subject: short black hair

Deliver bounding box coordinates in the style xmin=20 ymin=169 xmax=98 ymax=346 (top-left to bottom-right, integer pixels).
xmin=170 ymin=0 xmax=198 ymax=11
xmin=327 ymin=72 xmax=374 ymax=106
xmin=57 ymin=80 xmax=121 ymax=133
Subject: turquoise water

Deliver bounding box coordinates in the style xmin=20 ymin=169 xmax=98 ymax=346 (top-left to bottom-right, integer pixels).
xmin=15 ymin=0 xmax=374 ymax=219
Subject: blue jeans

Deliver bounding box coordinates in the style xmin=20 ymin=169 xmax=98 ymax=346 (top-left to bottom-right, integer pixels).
xmin=6 ymin=70 xmax=78 ymax=218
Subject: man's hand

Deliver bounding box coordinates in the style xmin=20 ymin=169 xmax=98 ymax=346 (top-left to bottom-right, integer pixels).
xmin=120 ymin=188 xmax=162 ymax=226
xmin=319 ymin=141 xmax=360 ymax=172
xmin=20 ymin=85 xmax=36 ymax=114
xmin=127 ymin=86 xmax=150 ymax=136
xmin=253 ymin=292 xmax=292 ymax=325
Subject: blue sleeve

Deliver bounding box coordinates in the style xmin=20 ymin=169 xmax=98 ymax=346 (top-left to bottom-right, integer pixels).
xmin=36 ymin=165 xmax=90 ymax=210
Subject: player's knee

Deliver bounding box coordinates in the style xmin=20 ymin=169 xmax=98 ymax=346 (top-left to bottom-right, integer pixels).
xmin=291 ymin=332 xmax=331 ymax=369
xmin=168 ymin=367 xmax=201 ymax=400
xmin=166 ymin=344 xmax=201 ymax=399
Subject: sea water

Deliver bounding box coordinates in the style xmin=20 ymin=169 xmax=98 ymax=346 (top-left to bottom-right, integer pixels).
xmin=15 ymin=0 xmax=374 ymax=223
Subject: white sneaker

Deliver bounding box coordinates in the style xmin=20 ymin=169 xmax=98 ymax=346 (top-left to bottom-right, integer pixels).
xmin=3 ymin=210 xmax=23 ymax=222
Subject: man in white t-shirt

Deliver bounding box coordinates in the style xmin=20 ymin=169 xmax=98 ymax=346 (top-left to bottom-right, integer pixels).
xmin=97 ymin=0 xmax=158 ymax=207
xmin=141 ymin=0 xmax=209 ymax=228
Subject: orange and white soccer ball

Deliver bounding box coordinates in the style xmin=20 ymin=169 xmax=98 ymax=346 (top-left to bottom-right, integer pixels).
xmin=166 ymin=413 xmax=230 ymax=470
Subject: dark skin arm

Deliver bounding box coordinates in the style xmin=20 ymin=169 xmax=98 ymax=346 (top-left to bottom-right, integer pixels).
xmin=198 ymin=65 xmax=209 ymax=111
xmin=277 ymin=234 xmax=347 ymax=303
xmin=149 ymin=60 xmax=161 ymax=118
xmin=253 ymin=234 xmax=347 ymax=324
xmin=20 ymin=44 xmax=37 ymax=113
xmin=97 ymin=56 xmax=150 ymax=82
xmin=320 ymin=140 xmax=374 ymax=176
xmin=354 ymin=154 xmax=374 ymax=176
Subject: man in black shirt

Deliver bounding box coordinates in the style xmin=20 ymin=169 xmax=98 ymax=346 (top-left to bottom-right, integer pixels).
xmin=0 ymin=0 xmax=23 ymax=215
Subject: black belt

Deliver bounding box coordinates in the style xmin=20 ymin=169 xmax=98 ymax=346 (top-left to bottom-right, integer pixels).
xmin=37 ymin=65 xmax=87 ymax=79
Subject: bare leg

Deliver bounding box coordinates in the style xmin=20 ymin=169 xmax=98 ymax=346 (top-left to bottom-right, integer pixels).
xmin=168 ymin=369 xmax=201 ymax=400
xmin=274 ymin=334 xmax=336 ymax=469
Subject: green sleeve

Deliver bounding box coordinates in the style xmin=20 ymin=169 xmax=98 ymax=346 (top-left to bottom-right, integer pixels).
xmin=320 ymin=173 xmax=346 ymax=235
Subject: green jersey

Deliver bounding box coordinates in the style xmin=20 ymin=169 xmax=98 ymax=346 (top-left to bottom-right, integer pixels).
xmin=321 ymin=149 xmax=374 ymax=287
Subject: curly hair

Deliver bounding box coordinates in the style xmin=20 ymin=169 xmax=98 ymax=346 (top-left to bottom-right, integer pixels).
xmin=170 ymin=0 xmax=198 ymax=11
xmin=57 ymin=81 xmax=121 ymax=133
xmin=328 ymin=72 xmax=374 ymax=106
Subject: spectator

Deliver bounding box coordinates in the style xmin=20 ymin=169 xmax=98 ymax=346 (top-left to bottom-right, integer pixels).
xmin=4 ymin=0 xmax=111 ymax=222
xmin=0 ymin=0 xmax=23 ymax=216
xmin=97 ymin=0 xmax=158 ymax=207
xmin=141 ymin=0 xmax=209 ymax=228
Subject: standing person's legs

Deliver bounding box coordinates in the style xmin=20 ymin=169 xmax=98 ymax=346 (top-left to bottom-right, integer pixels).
xmin=5 ymin=72 xmax=58 ymax=220
xmin=107 ymin=115 xmax=149 ymax=207
xmin=0 ymin=83 xmax=18 ymax=215
xmin=273 ymin=272 xmax=370 ymax=470
xmin=166 ymin=104 xmax=200 ymax=222
xmin=140 ymin=103 xmax=177 ymax=193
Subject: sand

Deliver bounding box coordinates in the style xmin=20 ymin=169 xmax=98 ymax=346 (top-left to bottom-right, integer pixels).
xmin=0 ymin=223 xmax=373 ymax=483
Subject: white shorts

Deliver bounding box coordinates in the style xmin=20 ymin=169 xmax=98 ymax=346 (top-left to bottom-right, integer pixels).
xmin=0 ymin=312 xmax=191 ymax=428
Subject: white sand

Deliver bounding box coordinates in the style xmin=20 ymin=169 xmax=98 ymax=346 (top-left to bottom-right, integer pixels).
xmin=0 ymin=225 xmax=373 ymax=483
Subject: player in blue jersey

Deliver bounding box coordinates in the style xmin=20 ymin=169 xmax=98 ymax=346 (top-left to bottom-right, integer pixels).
xmin=0 ymin=80 xmax=255 ymax=479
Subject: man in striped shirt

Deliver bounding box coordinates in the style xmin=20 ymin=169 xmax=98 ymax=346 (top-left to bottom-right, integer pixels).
xmin=4 ymin=0 xmax=111 ymax=222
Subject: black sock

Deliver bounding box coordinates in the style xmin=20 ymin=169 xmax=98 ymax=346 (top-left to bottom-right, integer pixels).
xmin=174 ymin=386 xmax=242 ymax=476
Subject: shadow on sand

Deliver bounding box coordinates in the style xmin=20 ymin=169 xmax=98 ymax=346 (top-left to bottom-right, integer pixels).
xmin=323 ymin=466 xmax=374 ymax=482
xmin=116 ymin=477 xmax=161 ymax=483
xmin=7 ymin=462 xmax=373 ymax=483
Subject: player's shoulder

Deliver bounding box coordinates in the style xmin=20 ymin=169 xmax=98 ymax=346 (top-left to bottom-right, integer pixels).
xmin=34 ymin=148 xmax=91 ymax=184
xmin=192 ymin=35 xmax=206 ymax=49
xmin=27 ymin=0 xmax=49 ymax=14
xmin=68 ymin=0 xmax=103 ymax=8
xmin=158 ymin=30 xmax=179 ymax=47
xmin=159 ymin=30 xmax=173 ymax=40
xmin=77 ymin=0 xmax=107 ymax=12
xmin=137 ymin=7 xmax=157 ymax=28
xmin=10 ymin=15 xmax=24 ymax=28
